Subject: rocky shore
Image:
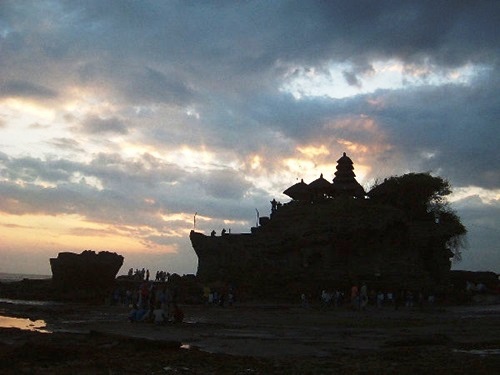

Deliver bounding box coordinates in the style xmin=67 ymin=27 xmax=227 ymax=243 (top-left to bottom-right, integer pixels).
xmin=1 ymin=284 xmax=500 ymax=374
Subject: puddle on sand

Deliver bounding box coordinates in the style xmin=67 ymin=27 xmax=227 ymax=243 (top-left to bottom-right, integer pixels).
xmin=180 ymin=343 xmax=204 ymax=351
xmin=0 ymin=315 xmax=51 ymax=333
xmin=0 ymin=298 xmax=61 ymax=306
xmin=453 ymin=349 xmax=500 ymax=356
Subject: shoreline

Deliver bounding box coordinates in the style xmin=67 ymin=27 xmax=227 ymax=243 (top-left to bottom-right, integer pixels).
xmin=1 ymin=275 xmax=500 ymax=373
xmin=1 ymin=297 xmax=500 ymax=373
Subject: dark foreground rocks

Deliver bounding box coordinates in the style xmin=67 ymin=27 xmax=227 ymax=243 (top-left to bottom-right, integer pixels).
xmin=1 ymin=326 xmax=499 ymax=375
xmin=1 ymin=302 xmax=500 ymax=374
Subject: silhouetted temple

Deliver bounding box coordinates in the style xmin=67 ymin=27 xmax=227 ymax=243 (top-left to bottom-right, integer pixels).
xmin=332 ymin=152 xmax=365 ymax=198
xmin=190 ymin=152 xmax=462 ymax=298
xmin=282 ymin=153 xmax=365 ymax=202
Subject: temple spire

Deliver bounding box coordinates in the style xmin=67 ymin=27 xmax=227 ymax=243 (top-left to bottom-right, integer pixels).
xmin=331 ymin=152 xmax=365 ymax=198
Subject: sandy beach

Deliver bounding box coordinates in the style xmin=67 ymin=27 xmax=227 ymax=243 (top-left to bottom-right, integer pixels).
xmin=1 ymin=299 xmax=500 ymax=374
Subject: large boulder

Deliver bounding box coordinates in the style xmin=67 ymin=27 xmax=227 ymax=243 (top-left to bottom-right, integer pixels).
xmin=50 ymin=250 xmax=123 ymax=291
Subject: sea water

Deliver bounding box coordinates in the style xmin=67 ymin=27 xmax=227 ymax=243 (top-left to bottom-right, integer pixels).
xmin=0 ymin=272 xmax=52 ymax=332
xmin=0 ymin=272 xmax=51 ymax=283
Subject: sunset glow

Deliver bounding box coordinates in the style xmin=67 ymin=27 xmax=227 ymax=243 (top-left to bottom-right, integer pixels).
xmin=0 ymin=1 xmax=498 ymax=275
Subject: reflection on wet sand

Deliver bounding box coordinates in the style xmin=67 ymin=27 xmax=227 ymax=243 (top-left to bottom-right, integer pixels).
xmin=0 ymin=315 xmax=51 ymax=333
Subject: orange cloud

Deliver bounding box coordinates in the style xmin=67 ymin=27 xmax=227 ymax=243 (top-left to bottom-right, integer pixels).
xmin=0 ymin=213 xmax=175 ymax=257
xmin=296 ymin=144 xmax=330 ymax=158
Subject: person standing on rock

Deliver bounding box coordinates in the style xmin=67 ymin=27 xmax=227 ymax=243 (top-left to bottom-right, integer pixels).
xmin=351 ymin=284 xmax=359 ymax=309
xmin=360 ymin=283 xmax=368 ymax=310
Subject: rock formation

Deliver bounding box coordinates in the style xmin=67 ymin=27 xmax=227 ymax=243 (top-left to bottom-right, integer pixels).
xmin=190 ymin=153 xmax=466 ymax=298
xmin=50 ymin=250 xmax=124 ymax=290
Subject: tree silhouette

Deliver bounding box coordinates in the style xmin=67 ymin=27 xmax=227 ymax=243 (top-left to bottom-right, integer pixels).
xmin=370 ymin=172 xmax=467 ymax=264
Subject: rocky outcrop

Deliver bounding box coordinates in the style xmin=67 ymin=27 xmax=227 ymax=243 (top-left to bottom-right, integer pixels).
xmin=190 ymin=154 xmax=466 ymax=299
xmin=191 ymin=199 xmax=446 ymax=298
xmin=50 ymin=250 xmax=123 ymax=291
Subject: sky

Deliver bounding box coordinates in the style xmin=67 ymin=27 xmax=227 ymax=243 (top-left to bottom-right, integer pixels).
xmin=0 ymin=1 xmax=498 ymax=277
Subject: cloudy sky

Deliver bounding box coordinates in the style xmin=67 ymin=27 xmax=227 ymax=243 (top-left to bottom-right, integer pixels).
xmin=0 ymin=1 xmax=498 ymax=277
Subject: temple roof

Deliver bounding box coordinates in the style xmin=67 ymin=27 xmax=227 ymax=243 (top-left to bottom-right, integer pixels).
xmin=282 ymin=152 xmax=365 ymax=200
xmin=336 ymin=152 xmax=354 ymax=165
xmin=332 ymin=152 xmax=365 ymax=198
xmin=308 ymin=174 xmax=332 ymax=199
xmin=308 ymin=173 xmax=332 ymax=191
xmin=283 ymin=179 xmax=309 ymax=200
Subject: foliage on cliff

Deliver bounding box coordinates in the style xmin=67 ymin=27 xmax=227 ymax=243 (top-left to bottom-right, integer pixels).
xmin=369 ymin=172 xmax=467 ymax=260
xmin=192 ymin=172 xmax=468 ymax=296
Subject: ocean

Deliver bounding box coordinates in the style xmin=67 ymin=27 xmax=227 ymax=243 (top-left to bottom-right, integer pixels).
xmin=0 ymin=272 xmax=51 ymax=283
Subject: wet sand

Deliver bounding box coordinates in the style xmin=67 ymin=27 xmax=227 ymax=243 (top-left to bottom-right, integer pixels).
xmin=1 ymin=301 xmax=500 ymax=374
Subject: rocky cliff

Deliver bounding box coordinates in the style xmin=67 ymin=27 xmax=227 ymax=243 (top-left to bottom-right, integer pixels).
xmin=191 ymin=197 xmax=460 ymax=298
xmin=191 ymin=155 xmax=466 ymax=299
xmin=50 ymin=250 xmax=123 ymax=291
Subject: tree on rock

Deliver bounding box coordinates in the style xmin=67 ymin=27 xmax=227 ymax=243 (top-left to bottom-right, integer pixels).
xmin=368 ymin=173 xmax=467 ymax=282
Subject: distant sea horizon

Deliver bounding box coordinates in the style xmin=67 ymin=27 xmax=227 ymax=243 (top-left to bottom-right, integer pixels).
xmin=0 ymin=272 xmax=51 ymax=283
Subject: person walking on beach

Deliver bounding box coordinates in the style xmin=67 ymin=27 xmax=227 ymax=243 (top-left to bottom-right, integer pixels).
xmin=152 ymin=302 xmax=166 ymax=325
xmin=350 ymin=284 xmax=359 ymax=309
xmin=360 ymin=283 xmax=368 ymax=310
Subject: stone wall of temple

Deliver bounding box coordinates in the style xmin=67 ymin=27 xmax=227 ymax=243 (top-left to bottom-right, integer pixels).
xmin=191 ymin=197 xmax=452 ymax=298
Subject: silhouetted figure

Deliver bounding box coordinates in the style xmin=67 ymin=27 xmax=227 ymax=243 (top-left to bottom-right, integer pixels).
xmin=221 ymin=228 xmax=227 ymax=235
xmin=172 ymin=304 xmax=184 ymax=323
xmin=394 ymin=290 xmax=404 ymax=310
xmin=152 ymin=302 xmax=166 ymax=325
xmin=360 ymin=283 xmax=368 ymax=310
xmin=211 ymin=230 xmax=216 ymax=237
xmin=301 ymin=293 xmax=310 ymax=308
xmin=271 ymin=198 xmax=278 ymax=213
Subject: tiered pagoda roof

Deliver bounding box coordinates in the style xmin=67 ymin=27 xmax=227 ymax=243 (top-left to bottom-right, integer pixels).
xmin=283 ymin=152 xmax=365 ymax=200
xmin=331 ymin=152 xmax=365 ymax=198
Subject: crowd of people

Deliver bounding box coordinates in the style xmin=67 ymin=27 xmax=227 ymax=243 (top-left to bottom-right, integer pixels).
xmin=114 ymin=268 xmax=447 ymax=328
xmin=112 ymin=271 xmax=184 ymax=325
xmin=127 ymin=281 xmax=184 ymax=325
xmin=202 ymin=285 xmax=236 ymax=307
xmin=126 ymin=268 xmax=171 ymax=282
xmin=314 ymin=283 xmax=436 ymax=311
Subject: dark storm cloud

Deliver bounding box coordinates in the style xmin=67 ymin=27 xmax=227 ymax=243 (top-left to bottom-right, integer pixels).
xmin=3 ymin=0 xmax=496 ymax=105
xmin=79 ymin=115 xmax=129 ymax=135
xmin=1 ymin=0 xmax=497 ymax=184
xmin=197 ymin=169 xmax=253 ymax=200
xmin=0 ymin=153 xmax=173 ymax=211
xmin=0 ymin=80 xmax=58 ymax=99
xmin=2 ymin=156 xmax=73 ymax=183
xmin=0 ymin=1 xmax=498 ymax=272
xmin=1 ymin=1 xmax=498 ymax=119
xmin=452 ymin=196 xmax=500 ymax=272
xmin=146 ymin=160 xmax=270 ymax=224
xmin=123 ymin=67 xmax=197 ymax=106
xmin=365 ymin=75 xmax=500 ymax=188
xmin=342 ymin=71 xmax=362 ymax=87
xmin=278 ymin=1 xmax=499 ymax=68
xmin=0 ymin=151 xmax=264 ymax=233
xmin=47 ymin=138 xmax=84 ymax=153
